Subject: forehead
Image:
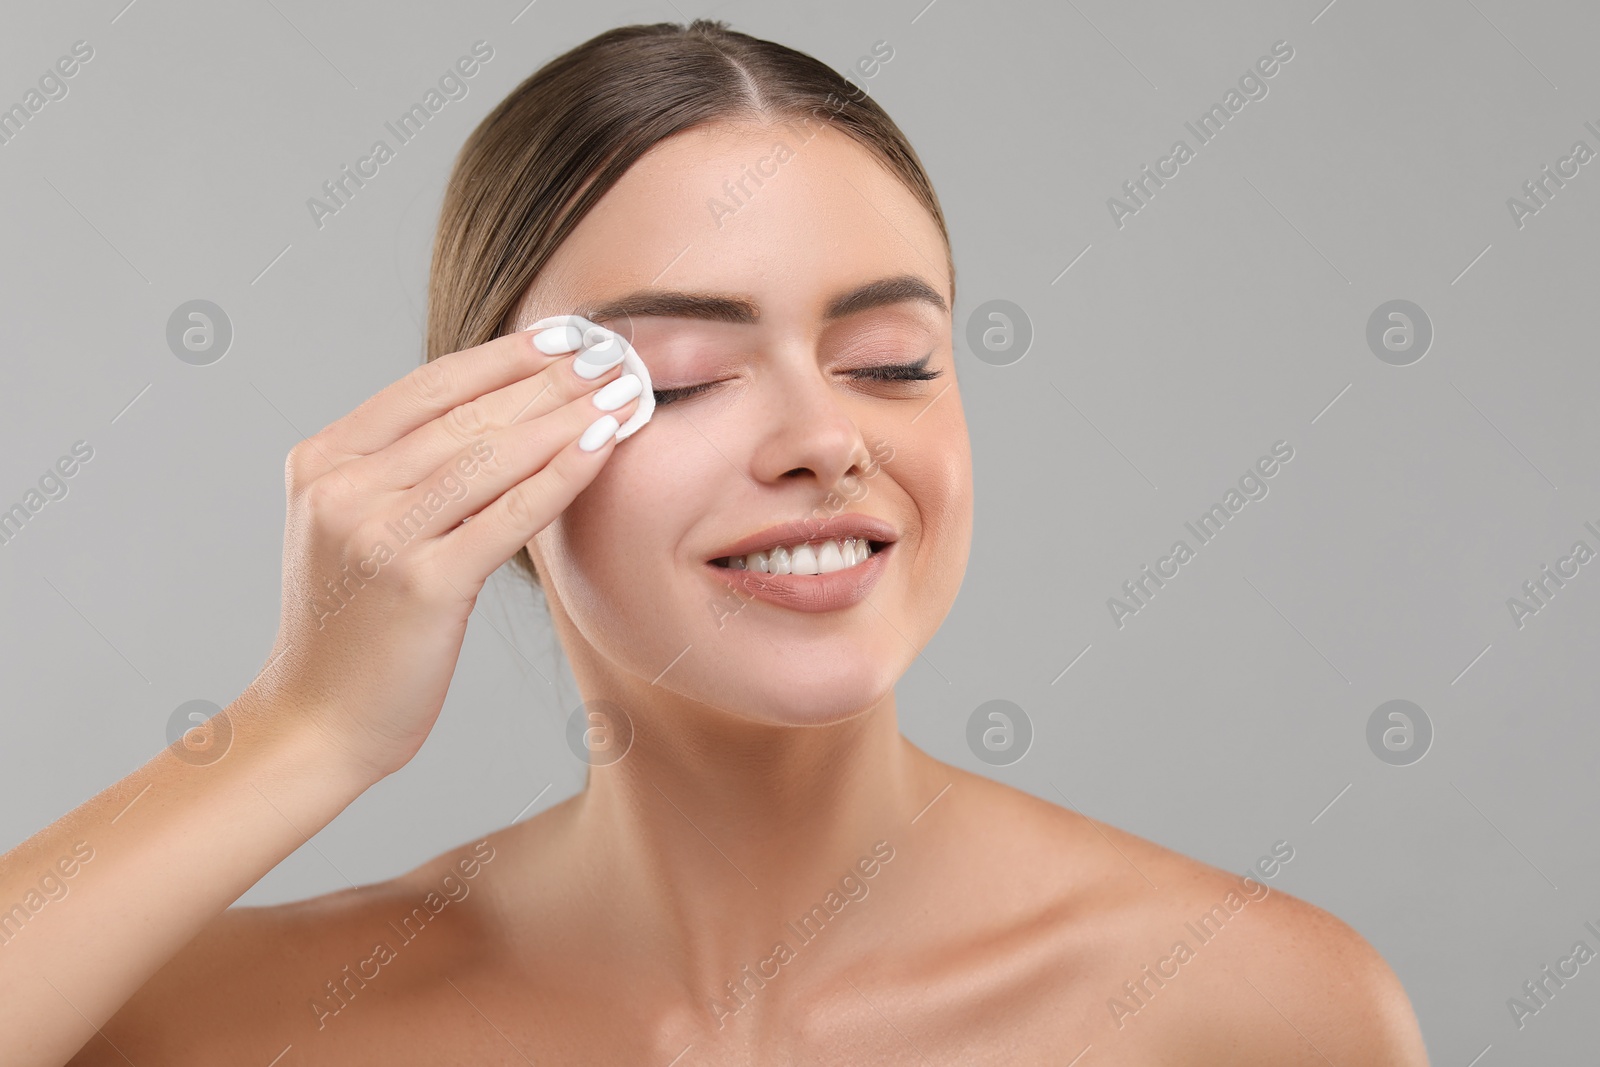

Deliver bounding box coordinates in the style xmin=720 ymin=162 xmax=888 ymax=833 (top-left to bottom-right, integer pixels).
xmin=518 ymin=119 xmax=951 ymax=331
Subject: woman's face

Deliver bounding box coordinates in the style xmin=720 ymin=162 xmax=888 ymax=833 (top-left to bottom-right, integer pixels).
xmin=514 ymin=118 xmax=972 ymax=726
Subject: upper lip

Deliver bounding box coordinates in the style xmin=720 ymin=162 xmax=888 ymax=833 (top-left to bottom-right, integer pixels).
xmin=707 ymin=514 xmax=899 ymax=562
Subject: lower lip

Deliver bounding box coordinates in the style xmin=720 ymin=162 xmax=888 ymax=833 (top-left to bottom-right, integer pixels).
xmin=704 ymin=542 xmax=895 ymax=613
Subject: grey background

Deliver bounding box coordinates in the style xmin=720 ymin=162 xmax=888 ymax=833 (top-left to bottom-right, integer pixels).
xmin=2 ymin=0 xmax=1595 ymax=1059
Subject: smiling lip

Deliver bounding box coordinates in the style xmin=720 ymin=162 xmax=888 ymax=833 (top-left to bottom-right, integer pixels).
xmin=706 ymin=541 xmax=894 ymax=613
xmin=705 ymin=514 xmax=898 ymax=563
xmin=704 ymin=514 xmax=898 ymax=614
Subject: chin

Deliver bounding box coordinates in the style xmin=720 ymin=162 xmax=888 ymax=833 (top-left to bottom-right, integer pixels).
xmin=702 ymin=659 xmax=900 ymax=729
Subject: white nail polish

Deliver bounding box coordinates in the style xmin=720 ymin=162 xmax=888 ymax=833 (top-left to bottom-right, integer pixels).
xmin=525 ymin=313 xmax=655 ymax=441
xmin=574 ymin=332 xmax=626 ymax=379
xmin=593 ymin=373 xmax=643 ymax=411
xmin=533 ymin=325 xmax=584 ymax=354
xmin=579 ymin=413 xmax=620 ymax=452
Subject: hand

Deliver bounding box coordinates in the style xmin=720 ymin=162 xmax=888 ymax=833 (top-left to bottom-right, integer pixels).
xmin=252 ymin=320 xmax=646 ymax=783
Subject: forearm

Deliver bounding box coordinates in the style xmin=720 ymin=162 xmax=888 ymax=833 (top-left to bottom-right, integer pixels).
xmin=0 ymin=687 xmax=375 ymax=1067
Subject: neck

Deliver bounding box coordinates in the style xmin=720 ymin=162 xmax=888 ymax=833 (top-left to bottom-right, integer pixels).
xmin=565 ymin=675 xmax=935 ymax=1019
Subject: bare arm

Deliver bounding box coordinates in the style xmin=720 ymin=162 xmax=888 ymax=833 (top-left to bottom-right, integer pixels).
xmin=0 ymin=319 xmax=642 ymax=1066
xmin=2 ymin=691 xmax=372 ymax=1067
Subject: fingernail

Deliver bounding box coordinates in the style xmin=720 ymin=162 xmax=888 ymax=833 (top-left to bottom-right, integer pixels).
xmin=534 ymin=325 xmax=584 ymax=354
xmin=574 ymin=332 xmax=626 ymax=379
xmin=579 ymin=413 xmax=621 ymax=452
xmin=593 ymin=373 xmax=643 ymax=411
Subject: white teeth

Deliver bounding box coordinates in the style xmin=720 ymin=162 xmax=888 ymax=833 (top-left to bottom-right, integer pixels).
xmin=718 ymin=537 xmax=878 ymax=574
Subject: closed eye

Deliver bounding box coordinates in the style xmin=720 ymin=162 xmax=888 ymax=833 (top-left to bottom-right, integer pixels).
xmin=853 ymin=358 xmax=943 ymax=384
xmin=652 ymin=357 xmax=943 ymax=405
xmin=651 ymin=381 xmax=718 ymax=405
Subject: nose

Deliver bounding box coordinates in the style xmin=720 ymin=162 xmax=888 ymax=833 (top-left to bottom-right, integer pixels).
xmin=748 ymin=355 xmax=873 ymax=492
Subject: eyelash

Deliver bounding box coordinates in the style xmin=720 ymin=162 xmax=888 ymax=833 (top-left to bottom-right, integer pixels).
xmin=652 ymin=359 xmax=944 ymax=406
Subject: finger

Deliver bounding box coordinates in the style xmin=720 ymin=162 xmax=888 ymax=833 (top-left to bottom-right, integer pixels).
xmin=436 ymin=395 xmax=643 ymax=584
xmin=387 ymin=384 xmax=641 ymax=538
xmin=356 ymin=342 xmax=631 ymax=490
xmin=319 ymin=321 xmax=601 ymax=460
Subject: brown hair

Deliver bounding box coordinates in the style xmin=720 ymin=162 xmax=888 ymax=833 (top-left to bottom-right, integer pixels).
xmin=425 ymin=18 xmax=954 ymax=588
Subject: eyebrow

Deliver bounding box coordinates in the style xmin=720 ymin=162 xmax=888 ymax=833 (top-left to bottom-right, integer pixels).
xmin=576 ymin=274 xmax=949 ymax=326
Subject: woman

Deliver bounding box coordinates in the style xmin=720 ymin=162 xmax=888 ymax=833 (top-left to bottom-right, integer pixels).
xmin=4 ymin=20 xmax=1428 ymax=1065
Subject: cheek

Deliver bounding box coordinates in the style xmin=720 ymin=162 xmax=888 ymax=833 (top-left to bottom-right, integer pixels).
xmin=895 ymin=408 xmax=973 ymax=570
xmin=537 ymin=470 xmax=638 ymax=585
xmin=537 ymin=426 xmax=710 ymax=584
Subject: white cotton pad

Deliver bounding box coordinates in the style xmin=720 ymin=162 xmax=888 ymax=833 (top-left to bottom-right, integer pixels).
xmin=525 ymin=314 xmax=655 ymax=442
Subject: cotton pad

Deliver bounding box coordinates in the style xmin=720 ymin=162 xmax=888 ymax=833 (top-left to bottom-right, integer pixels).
xmin=526 ymin=314 xmax=655 ymax=442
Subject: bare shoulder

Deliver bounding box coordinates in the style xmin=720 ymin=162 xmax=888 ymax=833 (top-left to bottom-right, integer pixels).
xmin=1161 ymin=869 xmax=1432 ymax=1065
xmin=927 ymin=767 xmax=1430 ymax=1064
xmin=67 ymin=834 xmax=505 ymax=1066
